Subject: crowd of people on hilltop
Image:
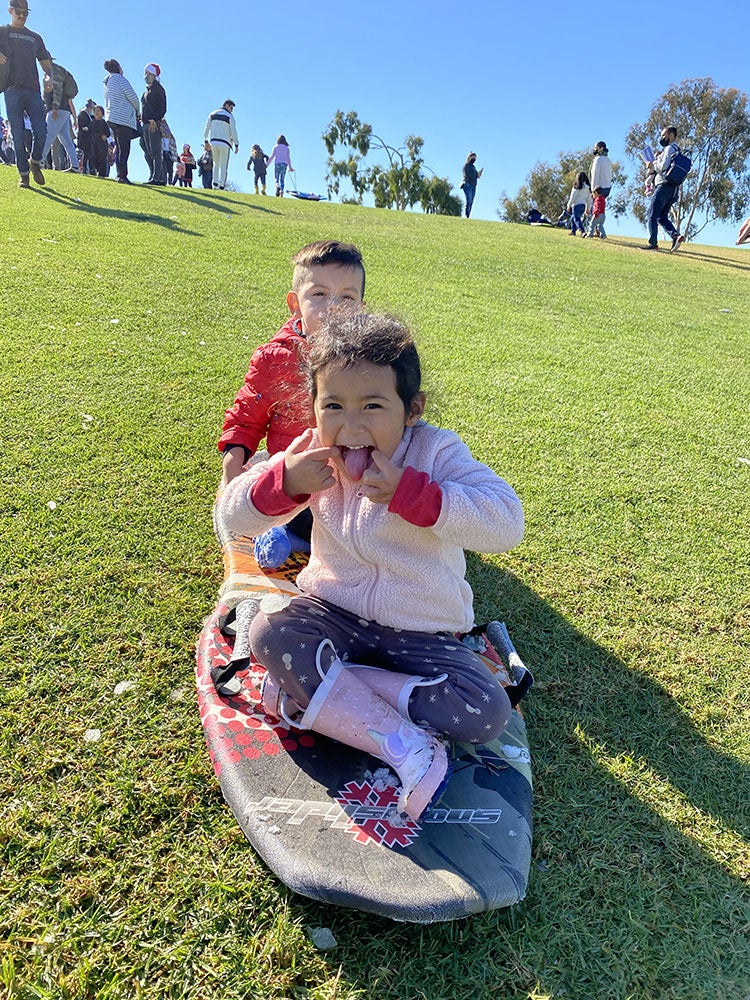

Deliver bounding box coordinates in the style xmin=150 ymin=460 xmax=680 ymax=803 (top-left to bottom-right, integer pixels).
xmin=0 ymin=1 xmax=292 ymax=193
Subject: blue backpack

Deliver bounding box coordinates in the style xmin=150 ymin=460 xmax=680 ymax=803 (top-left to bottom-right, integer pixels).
xmin=664 ymin=148 xmax=692 ymax=186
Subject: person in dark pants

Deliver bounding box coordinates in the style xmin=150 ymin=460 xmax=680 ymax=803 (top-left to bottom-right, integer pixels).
xmin=103 ymin=58 xmax=139 ymax=184
xmin=77 ymin=98 xmax=95 ymax=173
xmin=460 ymin=151 xmax=483 ymax=218
xmin=139 ymin=61 xmax=166 ymax=185
xmin=88 ymin=105 xmax=110 ymax=177
xmin=0 ymin=0 xmax=52 ymax=187
xmin=197 ymin=141 xmax=213 ymax=189
xmin=640 ymin=125 xmax=685 ymax=252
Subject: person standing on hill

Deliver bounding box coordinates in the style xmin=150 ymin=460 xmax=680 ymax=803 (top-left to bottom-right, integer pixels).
xmin=204 ymin=98 xmax=238 ymax=190
xmin=77 ymin=98 xmax=95 ymax=173
xmin=197 ymin=140 xmax=213 ymax=189
xmin=0 ymin=0 xmax=52 ymax=187
xmin=140 ymin=62 xmax=167 ymax=185
xmin=102 ymin=59 xmax=139 ymax=184
xmin=589 ymin=141 xmax=612 ymax=198
xmin=640 ymin=125 xmax=685 ymax=253
xmin=460 ymin=151 xmax=483 ymax=218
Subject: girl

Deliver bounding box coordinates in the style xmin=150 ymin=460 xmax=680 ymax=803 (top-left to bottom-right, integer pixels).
xmin=180 ymin=143 xmax=196 ymax=187
xmin=567 ymin=171 xmax=592 ymax=236
xmin=217 ymin=311 xmax=525 ymax=821
xmin=247 ymin=143 xmax=268 ymax=194
xmin=266 ymin=134 xmax=293 ymax=196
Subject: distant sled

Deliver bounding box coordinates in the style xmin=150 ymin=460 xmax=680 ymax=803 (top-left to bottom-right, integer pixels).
xmin=288 ymin=190 xmax=327 ymax=201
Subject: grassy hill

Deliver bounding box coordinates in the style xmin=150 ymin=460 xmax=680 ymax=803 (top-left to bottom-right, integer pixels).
xmin=1 ymin=168 xmax=748 ymax=1000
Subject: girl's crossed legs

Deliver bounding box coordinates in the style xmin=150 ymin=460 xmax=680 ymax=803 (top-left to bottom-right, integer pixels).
xmin=250 ymin=595 xmax=510 ymax=744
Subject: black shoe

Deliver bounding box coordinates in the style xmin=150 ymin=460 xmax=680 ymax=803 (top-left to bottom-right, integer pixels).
xmin=670 ymin=234 xmax=685 ymax=253
xmin=639 ymin=244 xmax=658 ymax=251
xmin=116 ymin=177 xmax=132 ymax=184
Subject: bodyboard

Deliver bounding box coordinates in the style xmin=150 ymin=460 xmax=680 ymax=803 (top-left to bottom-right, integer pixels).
xmin=197 ymin=515 xmax=533 ymax=922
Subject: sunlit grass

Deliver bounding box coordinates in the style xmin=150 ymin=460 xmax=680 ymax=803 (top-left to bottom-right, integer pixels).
xmin=1 ymin=169 xmax=748 ymax=1000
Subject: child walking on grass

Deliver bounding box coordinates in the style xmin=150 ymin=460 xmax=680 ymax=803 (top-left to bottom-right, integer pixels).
xmin=218 ymin=240 xmax=366 ymax=567
xmin=567 ymin=171 xmax=592 ymax=237
xmin=587 ymin=187 xmax=607 ymax=238
xmin=216 ymin=310 xmax=525 ymax=820
xmin=266 ymin=134 xmax=293 ymax=196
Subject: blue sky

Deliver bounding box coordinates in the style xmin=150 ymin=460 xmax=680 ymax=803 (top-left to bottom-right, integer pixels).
xmin=9 ymin=0 xmax=750 ymax=246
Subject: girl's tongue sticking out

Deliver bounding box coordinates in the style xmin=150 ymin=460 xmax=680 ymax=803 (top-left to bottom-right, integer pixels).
xmin=340 ymin=446 xmax=373 ymax=482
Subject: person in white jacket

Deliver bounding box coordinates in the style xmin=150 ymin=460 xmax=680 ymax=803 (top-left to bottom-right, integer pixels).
xmin=589 ymin=141 xmax=612 ymax=198
xmin=203 ymin=99 xmax=238 ymax=190
xmin=567 ymin=172 xmax=592 ymax=236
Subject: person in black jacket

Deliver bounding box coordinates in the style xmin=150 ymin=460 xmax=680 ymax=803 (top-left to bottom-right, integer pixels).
xmin=460 ymin=151 xmax=483 ymax=218
xmin=77 ymin=98 xmax=95 ymax=173
xmin=139 ymin=61 xmax=166 ymax=184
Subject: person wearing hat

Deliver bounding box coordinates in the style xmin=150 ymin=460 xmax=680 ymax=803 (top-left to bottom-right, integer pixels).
xmin=203 ymin=99 xmax=238 ymax=190
xmin=460 ymin=151 xmax=483 ymax=218
xmin=140 ymin=61 xmax=166 ymax=185
xmin=77 ymin=98 xmax=95 ymax=174
xmin=0 ymin=0 xmax=53 ymax=187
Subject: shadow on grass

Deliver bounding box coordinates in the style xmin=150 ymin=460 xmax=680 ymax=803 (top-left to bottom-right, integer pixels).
xmin=138 ymin=185 xmax=282 ymax=215
xmin=275 ymin=558 xmax=748 ymax=998
xmin=33 ymin=187 xmax=203 ymax=235
xmin=606 ymin=236 xmax=750 ymax=271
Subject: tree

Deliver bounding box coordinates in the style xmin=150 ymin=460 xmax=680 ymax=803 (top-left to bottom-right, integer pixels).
xmin=322 ymin=110 xmax=460 ymax=214
xmin=623 ymin=78 xmax=750 ymax=240
xmin=497 ymin=149 xmax=628 ymax=224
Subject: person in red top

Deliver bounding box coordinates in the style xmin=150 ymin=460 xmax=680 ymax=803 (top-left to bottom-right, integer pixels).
xmin=218 ymin=240 xmax=366 ymax=565
xmin=587 ymin=187 xmax=607 ymax=238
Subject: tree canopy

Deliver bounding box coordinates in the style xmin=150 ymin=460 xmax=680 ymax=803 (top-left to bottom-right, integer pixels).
xmin=623 ymin=78 xmax=750 ymax=239
xmin=497 ymin=148 xmax=628 ymax=225
xmin=322 ymin=110 xmax=461 ymax=216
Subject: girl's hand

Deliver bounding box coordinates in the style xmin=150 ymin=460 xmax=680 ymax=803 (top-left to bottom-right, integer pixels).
xmin=283 ymin=429 xmax=339 ymax=497
xmin=358 ymin=450 xmax=403 ymax=504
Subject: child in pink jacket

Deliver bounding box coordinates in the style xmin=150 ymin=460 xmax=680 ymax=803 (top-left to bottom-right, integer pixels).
xmin=216 ymin=310 xmax=524 ymax=820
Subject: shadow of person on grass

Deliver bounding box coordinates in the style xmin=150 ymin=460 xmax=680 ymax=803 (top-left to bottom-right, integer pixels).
xmin=462 ymin=556 xmax=748 ymax=844
xmin=271 ymin=557 xmax=747 ymax=998
xmin=33 ymin=187 xmax=202 ymax=235
xmin=141 ymin=186 xmax=281 ymax=215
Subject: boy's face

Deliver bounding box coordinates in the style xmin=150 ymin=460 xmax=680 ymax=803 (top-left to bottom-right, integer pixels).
xmin=314 ymin=361 xmax=423 ymax=482
xmin=287 ymin=263 xmax=364 ymax=337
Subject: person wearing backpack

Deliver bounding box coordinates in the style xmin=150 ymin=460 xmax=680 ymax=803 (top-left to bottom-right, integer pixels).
xmin=40 ymin=62 xmax=79 ymax=170
xmin=641 ymin=125 xmax=686 ymax=253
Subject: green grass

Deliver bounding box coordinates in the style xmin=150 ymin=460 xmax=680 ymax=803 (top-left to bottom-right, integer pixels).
xmin=1 ymin=169 xmax=748 ymax=1000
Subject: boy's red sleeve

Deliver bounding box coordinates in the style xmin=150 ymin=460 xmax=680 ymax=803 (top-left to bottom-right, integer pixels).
xmin=388 ymin=466 xmax=442 ymax=527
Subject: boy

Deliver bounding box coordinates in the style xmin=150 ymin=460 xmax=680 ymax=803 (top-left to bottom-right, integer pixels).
xmin=218 ymin=240 xmax=366 ymax=565
xmin=588 ymin=187 xmax=607 ymax=238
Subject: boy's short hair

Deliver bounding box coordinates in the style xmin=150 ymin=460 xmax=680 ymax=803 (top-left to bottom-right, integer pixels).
xmin=292 ymin=240 xmax=365 ymax=298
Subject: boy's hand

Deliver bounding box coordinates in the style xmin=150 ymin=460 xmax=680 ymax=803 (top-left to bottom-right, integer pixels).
xmin=283 ymin=429 xmax=338 ymax=498
xmin=222 ymin=447 xmax=246 ymax=484
xmin=358 ymin=450 xmax=403 ymax=505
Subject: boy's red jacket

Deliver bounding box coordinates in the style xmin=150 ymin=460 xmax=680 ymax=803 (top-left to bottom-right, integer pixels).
xmin=218 ymin=317 xmax=310 ymax=458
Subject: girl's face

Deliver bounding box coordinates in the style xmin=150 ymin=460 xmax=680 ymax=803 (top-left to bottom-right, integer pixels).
xmin=314 ymin=361 xmax=423 ymax=482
